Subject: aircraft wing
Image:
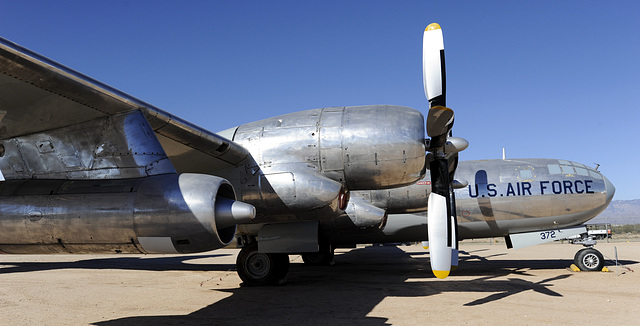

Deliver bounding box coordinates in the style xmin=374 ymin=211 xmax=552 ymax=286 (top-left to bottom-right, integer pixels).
xmin=0 ymin=37 xmax=250 ymax=178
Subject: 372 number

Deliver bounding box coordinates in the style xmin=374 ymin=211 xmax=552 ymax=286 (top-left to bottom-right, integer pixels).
xmin=540 ymin=231 xmax=556 ymax=240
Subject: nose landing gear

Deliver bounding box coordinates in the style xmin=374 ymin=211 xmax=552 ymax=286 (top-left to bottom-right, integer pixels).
xmin=574 ymin=247 xmax=604 ymax=271
xmin=571 ymin=235 xmax=605 ymax=272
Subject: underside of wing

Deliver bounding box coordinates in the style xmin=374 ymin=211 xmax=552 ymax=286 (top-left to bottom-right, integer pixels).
xmin=0 ymin=37 xmax=250 ymax=179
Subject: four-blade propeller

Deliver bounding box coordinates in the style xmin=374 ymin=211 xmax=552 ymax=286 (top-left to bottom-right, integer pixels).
xmin=423 ymin=23 xmax=468 ymax=279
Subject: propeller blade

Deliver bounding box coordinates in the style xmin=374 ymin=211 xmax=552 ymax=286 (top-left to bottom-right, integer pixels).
xmin=422 ymin=241 xmax=429 ymax=249
xmin=424 ymin=23 xmax=451 ymax=149
xmin=423 ymin=23 xmax=446 ymax=107
xmin=427 ymin=158 xmax=453 ymax=279
xmin=423 ymin=23 xmax=463 ymax=279
xmin=426 ymin=106 xmax=454 ymax=139
xmin=427 ymin=192 xmax=452 ymax=279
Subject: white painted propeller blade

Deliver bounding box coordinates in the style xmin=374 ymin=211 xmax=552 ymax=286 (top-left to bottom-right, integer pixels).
xmin=423 ymin=23 xmax=445 ymax=105
xmin=427 ymin=192 xmax=452 ymax=279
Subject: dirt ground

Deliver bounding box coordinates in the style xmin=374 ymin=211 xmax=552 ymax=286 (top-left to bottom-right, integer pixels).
xmin=0 ymin=239 xmax=638 ymax=325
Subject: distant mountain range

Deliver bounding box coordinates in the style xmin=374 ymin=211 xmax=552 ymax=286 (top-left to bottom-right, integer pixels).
xmin=588 ymin=199 xmax=640 ymax=225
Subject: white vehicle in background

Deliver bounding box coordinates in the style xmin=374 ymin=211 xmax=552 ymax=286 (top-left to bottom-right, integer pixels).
xmin=586 ymin=224 xmax=613 ymax=240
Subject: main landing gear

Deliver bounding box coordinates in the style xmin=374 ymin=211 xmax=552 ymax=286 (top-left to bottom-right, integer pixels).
xmin=571 ymin=235 xmax=604 ymax=272
xmin=236 ymin=243 xmax=289 ymax=286
xmin=301 ymin=241 xmax=335 ymax=266
xmin=235 ymin=237 xmax=334 ymax=285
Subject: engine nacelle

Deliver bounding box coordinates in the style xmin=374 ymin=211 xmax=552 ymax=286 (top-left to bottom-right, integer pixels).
xmin=226 ymin=105 xmax=426 ymax=190
xmin=344 ymin=196 xmax=388 ymax=229
xmin=244 ymin=167 xmax=348 ymax=216
xmin=0 ymin=174 xmax=255 ymax=254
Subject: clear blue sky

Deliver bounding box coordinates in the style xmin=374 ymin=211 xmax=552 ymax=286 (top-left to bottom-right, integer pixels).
xmin=1 ymin=1 xmax=638 ymax=200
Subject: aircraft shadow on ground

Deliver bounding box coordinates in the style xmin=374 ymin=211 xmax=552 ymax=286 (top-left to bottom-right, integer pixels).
xmin=0 ymin=254 xmax=235 ymax=274
xmin=90 ymin=245 xmax=636 ymax=326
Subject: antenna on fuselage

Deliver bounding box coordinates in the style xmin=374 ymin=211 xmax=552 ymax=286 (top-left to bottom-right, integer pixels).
xmin=502 ymin=147 xmax=506 ymax=160
xmin=594 ymin=163 xmax=600 ymax=171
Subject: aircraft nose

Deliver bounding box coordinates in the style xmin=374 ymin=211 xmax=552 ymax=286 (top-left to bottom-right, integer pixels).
xmin=603 ymin=174 xmax=616 ymax=204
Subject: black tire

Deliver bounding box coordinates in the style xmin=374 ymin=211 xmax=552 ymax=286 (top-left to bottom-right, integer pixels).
xmin=574 ymin=248 xmax=604 ymax=272
xmin=236 ymin=244 xmax=290 ymax=286
xmin=301 ymin=251 xmax=335 ymax=266
xmin=301 ymin=241 xmax=334 ymax=266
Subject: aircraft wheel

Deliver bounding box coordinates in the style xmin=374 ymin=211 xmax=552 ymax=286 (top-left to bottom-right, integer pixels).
xmin=301 ymin=241 xmax=334 ymax=266
xmin=301 ymin=250 xmax=334 ymax=266
xmin=236 ymin=244 xmax=290 ymax=286
xmin=574 ymin=248 xmax=604 ymax=272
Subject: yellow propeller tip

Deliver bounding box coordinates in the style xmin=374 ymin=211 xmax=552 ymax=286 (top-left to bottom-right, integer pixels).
xmin=426 ymin=23 xmax=441 ymax=31
xmin=433 ymin=270 xmax=450 ymax=279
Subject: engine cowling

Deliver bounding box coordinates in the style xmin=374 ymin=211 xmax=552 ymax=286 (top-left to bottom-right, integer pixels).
xmin=134 ymin=173 xmax=255 ymax=253
xmin=227 ymin=105 xmax=426 ymax=191
xmin=344 ymin=196 xmax=388 ymax=229
xmin=247 ymin=167 xmax=348 ymax=214
xmin=0 ymin=174 xmax=255 ymax=254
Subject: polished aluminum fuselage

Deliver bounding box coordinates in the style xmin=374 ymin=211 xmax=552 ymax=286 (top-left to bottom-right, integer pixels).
xmin=330 ymin=158 xmax=615 ymax=245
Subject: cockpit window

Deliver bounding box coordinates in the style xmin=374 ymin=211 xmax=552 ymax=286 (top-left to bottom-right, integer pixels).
xmin=547 ymin=164 xmax=561 ymax=175
xmin=561 ymin=165 xmax=575 ymax=175
xmin=575 ymin=167 xmax=589 ymax=176
xmin=549 ymin=160 xmax=602 ymax=179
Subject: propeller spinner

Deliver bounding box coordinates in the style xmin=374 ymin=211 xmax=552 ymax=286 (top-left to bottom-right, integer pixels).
xmin=423 ymin=23 xmax=467 ymax=279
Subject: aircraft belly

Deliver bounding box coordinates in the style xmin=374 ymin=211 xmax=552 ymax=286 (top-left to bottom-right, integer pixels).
xmin=330 ymin=213 xmax=427 ymax=245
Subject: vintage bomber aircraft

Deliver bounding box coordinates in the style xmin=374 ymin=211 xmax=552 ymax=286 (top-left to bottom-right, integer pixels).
xmin=0 ymin=33 xmax=426 ymax=285
xmin=0 ymin=24 xmax=614 ymax=286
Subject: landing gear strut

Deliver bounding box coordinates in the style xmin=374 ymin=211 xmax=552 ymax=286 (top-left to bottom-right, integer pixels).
xmin=236 ymin=243 xmax=290 ymax=286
